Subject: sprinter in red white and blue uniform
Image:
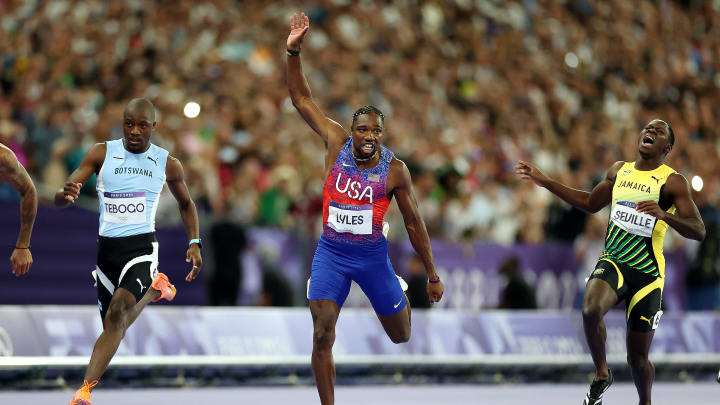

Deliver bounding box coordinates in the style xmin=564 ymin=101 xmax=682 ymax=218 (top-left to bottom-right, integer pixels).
xmin=286 ymin=13 xmax=444 ymax=405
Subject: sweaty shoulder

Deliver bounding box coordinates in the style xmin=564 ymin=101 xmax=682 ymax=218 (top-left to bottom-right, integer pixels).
xmin=165 ymin=155 xmax=184 ymax=181
xmin=85 ymin=142 xmax=107 ymax=170
xmin=387 ymin=157 xmax=411 ymax=190
xmin=664 ymin=172 xmax=690 ymax=194
xmin=88 ymin=142 xmax=107 ymax=159
xmin=606 ymin=161 xmax=626 ymax=182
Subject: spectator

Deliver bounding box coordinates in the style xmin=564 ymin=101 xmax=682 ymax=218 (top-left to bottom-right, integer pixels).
xmin=498 ymin=256 xmax=537 ymax=310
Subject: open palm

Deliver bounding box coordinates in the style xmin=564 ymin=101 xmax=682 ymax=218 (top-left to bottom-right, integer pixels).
xmin=287 ymin=12 xmax=310 ymax=51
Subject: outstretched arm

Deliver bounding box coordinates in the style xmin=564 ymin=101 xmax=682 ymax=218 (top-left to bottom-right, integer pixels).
xmin=389 ymin=159 xmax=443 ymax=303
xmin=515 ymin=160 xmax=622 ymax=214
xmin=636 ymin=173 xmax=705 ymax=241
xmin=286 ymin=12 xmax=346 ymax=148
xmin=0 ymin=146 xmax=37 ymax=276
xmin=166 ymin=156 xmax=203 ymax=282
xmin=54 ymin=143 xmax=106 ymax=207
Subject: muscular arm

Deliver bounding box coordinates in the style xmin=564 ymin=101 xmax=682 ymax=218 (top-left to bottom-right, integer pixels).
xmin=54 ymin=143 xmax=106 ymax=207
xmin=389 ymin=159 xmax=438 ymax=281
xmin=637 ymin=173 xmax=705 ymax=241
xmin=166 ymin=156 xmax=203 ymax=281
xmin=286 ymin=13 xmax=346 ymax=150
xmin=0 ymin=147 xmax=37 ymax=248
xmin=516 ymin=160 xmax=623 ymax=214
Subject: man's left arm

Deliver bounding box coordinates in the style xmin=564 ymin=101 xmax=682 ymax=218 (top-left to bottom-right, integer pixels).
xmin=0 ymin=148 xmax=37 ymax=276
xmin=636 ymin=173 xmax=705 ymax=241
xmin=390 ymin=159 xmax=443 ymax=303
xmin=166 ymin=156 xmax=203 ymax=281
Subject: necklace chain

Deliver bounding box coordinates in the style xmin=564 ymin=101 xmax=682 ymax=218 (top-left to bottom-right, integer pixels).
xmin=352 ymin=148 xmax=378 ymax=162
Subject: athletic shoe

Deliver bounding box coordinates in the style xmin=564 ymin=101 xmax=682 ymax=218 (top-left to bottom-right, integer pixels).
xmin=151 ymin=273 xmax=176 ymax=302
xmin=69 ymin=380 xmax=97 ymax=405
xmin=583 ymin=369 xmax=613 ymax=405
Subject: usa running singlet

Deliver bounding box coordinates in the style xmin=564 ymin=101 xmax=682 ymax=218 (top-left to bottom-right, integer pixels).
xmin=96 ymin=139 xmax=169 ymax=237
xmin=322 ymin=138 xmax=394 ymax=245
xmin=600 ymin=162 xmax=676 ymax=277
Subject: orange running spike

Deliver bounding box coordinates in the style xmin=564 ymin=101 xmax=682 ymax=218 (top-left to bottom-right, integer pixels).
xmin=69 ymin=380 xmax=97 ymax=405
xmin=151 ymin=272 xmax=176 ymax=302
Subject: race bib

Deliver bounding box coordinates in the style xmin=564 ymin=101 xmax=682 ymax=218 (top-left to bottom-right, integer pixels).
xmin=328 ymin=202 xmax=372 ymax=235
xmin=103 ymin=192 xmax=147 ymax=224
xmin=611 ymin=201 xmax=656 ymax=237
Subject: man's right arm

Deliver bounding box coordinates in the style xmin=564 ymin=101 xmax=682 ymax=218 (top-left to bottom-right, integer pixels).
xmin=515 ymin=160 xmax=623 ymax=214
xmin=286 ymin=12 xmax=346 ymax=148
xmin=54 ymin=143 xmax=106 ymax=207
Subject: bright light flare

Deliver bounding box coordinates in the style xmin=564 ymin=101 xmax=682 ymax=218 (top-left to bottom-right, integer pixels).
xmin=691 ymin=175 xmax=703 ymax=192
xmin=184 ymin=102 xmax=201 ymax=119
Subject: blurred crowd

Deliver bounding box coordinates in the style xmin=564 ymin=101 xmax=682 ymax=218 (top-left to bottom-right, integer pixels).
xmin=0 ymin=0 xmax=719 ymax=250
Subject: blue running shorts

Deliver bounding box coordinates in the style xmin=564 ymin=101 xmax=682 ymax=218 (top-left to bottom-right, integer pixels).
xmin=309 ymin=236 xmax=407 ymax=315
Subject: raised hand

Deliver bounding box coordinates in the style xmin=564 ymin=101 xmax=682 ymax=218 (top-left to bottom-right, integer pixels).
xmin=515 ymin=160 xmax=550 ymax=187
xmin=287 ymin=12 xmax=310 ymax=51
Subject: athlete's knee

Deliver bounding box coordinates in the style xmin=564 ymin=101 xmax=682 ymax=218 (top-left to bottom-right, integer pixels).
xmin=581 ymin=302 xmax=604 ymax=323
xmin=313 ymin=323 xmax=336 ymax=351
xmin=104 ymin=300 xmax=133 ymax=332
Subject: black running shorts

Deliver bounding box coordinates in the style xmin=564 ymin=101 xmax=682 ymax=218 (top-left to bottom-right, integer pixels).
xmin=93 ymin=232 xmax=159 ymax=321
xmin=588 ymin=258 xmax=663 ymax=333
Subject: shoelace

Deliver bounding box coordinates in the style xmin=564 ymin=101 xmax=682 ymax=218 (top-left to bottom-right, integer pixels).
xmin=82 ymin=380 xmax=98 ymax=392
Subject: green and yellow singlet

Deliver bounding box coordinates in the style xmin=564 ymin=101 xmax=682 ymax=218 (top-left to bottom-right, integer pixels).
xmin=600 ymin=162 xmax=676 ymax=278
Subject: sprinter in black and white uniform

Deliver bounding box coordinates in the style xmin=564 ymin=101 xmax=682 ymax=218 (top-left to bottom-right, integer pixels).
xmin=55 ymin=98 xmax=203 ymax=405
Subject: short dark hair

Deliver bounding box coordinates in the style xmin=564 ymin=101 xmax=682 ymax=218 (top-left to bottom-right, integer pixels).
xmin=351 ymin=105 xmax=384 ymax=128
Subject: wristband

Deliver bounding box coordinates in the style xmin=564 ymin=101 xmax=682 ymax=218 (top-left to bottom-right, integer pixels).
xmin=14 ymin=245 xmax=31 ymax=249
xmin=189 ymin=238 xmax=202 ymax=248
xmin=428 ymin=278 xmax=441 ymax=284
xmin=286 ymin=48 xmax=301 ymax=56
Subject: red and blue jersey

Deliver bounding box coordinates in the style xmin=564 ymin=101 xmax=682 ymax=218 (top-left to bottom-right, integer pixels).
xmin=322 ymin=138 xmax=394 ymax=245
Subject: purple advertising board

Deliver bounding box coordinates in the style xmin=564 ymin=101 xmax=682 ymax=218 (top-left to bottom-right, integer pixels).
xmin=0 ymin=201 xmax=691 ymax=310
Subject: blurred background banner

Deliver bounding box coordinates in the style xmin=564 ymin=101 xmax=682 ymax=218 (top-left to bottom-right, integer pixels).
xmin=1 ymin=0 xmax=719 ymax=316
xmin=0 ymin=200 xmax=690 ymax=310
xmin=1 ymin=306 xmax=719 ymax=360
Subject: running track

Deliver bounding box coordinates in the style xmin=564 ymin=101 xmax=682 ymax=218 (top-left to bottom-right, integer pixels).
xmin=1 ymin=383 xmax=717 ymax=404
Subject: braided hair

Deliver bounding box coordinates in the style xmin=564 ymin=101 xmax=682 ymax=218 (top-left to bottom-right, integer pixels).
xmin=351 ymin=106 xmax=385 ymax=128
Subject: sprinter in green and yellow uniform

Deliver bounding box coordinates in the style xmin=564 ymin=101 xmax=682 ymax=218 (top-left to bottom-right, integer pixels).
xmin=516 ymin=119 xmax=705 ymax=405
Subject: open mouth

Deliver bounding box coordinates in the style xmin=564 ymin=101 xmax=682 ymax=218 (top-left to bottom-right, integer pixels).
xmin=642 ymin=135 xmax=655 ymax=145
xmin=361 ymin=142 xmax=375 ymax=154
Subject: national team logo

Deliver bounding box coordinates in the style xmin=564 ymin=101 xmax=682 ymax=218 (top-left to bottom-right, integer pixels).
xmin=592 ymin=268 xmax=604 ymax=276
xmin=335 ymin=173 xmax=374 ymax=203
